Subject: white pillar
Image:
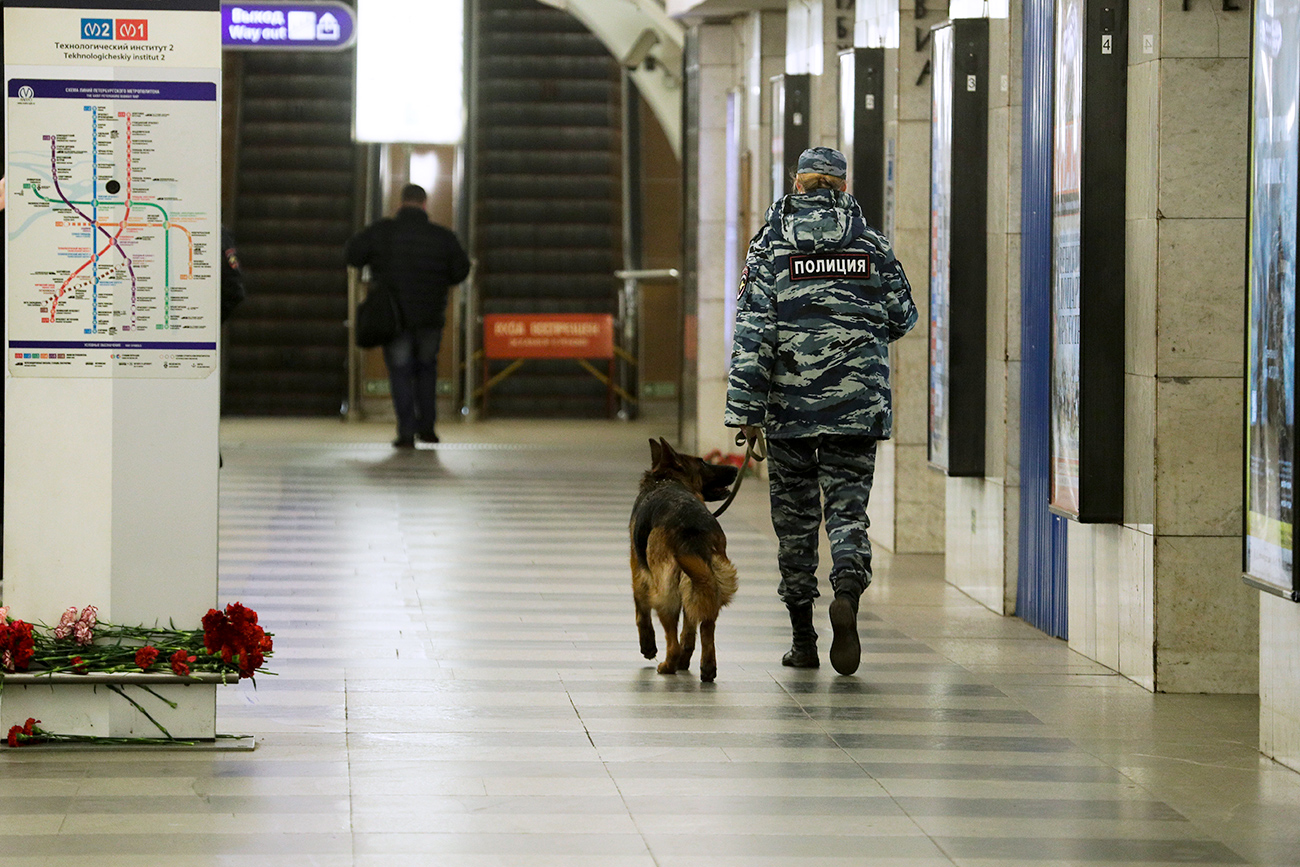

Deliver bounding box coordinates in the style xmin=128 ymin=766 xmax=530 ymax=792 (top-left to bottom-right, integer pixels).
xmin=3 ymin=2 xmax=223 ymax=738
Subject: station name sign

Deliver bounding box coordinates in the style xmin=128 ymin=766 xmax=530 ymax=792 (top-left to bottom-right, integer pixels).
xmin=221 ymin=1 xmax=355 ymax=50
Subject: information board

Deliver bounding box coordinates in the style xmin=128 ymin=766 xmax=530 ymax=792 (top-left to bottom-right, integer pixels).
xmin=1051 ymin=0 xmax=1085 ymax=514
xmin=928 ymin=25 xmax=955 ymax=470
xmin=927 ymin=19 xmax=988 ymax=477
xmin=5 ymin=2 xmax=221 ymax=379
xmin=1048 ymin=0 xmax=1126 ymax=522
xmin=1244 ymin=0 xmax=1300 ymax=599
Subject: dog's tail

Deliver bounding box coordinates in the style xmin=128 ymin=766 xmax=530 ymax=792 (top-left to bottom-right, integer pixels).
xmin=676 ymin=541 xmax=738 ymax=619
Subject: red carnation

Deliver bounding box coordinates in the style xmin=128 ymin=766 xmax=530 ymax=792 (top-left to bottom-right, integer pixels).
xmin=169 ymin=649 xmax=196 ymax=677
xmin=70 ymin=656 xmax=88 ymax=675
xmin=0 ymin=619 xmax=36 ymax=672
xmin=135 ymin=646 xmax=159 ymax=670
xmin=201 ymin=603 xmax=272 ymax=679
xmin=201 ymin=608 xmax=228 ymax=654
xmin=7 ymin=719 xmax=40 ymax=748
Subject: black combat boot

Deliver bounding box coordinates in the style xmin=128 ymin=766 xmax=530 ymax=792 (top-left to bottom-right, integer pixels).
xmin=782 ymin=603 xmax=819 ymax=668
xmin=828 ymin=592 xmax=860 ymax=675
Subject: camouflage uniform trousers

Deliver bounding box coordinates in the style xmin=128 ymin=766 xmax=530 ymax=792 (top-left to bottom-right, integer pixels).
xmin=767 ymin=434 xmax=878 ymax=606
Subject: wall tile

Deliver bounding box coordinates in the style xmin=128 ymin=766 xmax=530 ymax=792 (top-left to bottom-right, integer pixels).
xmin=987 ymin=233 xmax=1008 ymax=364
xmin=894 ymin=443 xmax=946 ymax=552
xmin=946 ymin=478 xmax=1005 ymax=613
xmin=1161 ymin=0 xmax=1250 ymax=59
xmin=987 ymin=18 xmax=1011 ymax=110
xmin=761 ymin=10 xmax=787 ymax=55
xmin=695 ymin=376 xmax=732 ymax=456
xmin=893 ymin=227 xmax=930 ymax=301
xmin=1008 ymin=0 xmax=1024 ymax=109
xmin=899 ymin=11 xmax=945 ymax=122
xmin=698 ymin=66 xmax=735 ymax=132
xmin=895 ymin=121 xmax=933 ymax=233
xmin=1161 ymin=0 xmax=1223 ymax=58
xmin=1260 ymin=595 xmax=1300 ymax=770
xmin=1068 ymin=523 xmax=1124 ymax=673
xmin=1002 ymin=481 xmax=1020 ymax=612
xmin=1155 ymin=218 xmax=1245 ymax=378
xmin=1126 ymin=217 xmax=1158 ymax=377
xmin=1118 ymin=525 xmax=1155 ymax=689
xmin=1215 ymin=6 xmax=1250 ymax=57
xmin=987 ymin=107 xmax=1010 ymax=236
xmin=698 ymin=21 xmax=735 ymax=67
xmin=1158 ymin=57 xmax=1248 ymax=220
xmin=1154 ymin=375 xmax=1242 ymax=536
xmin=1125 ymin=372 xmax=1156 ymax=526
xmin=1154 ymin=534 xmax=1259 ymax=693
xmin=1006 ymin=358 xmax=1021 ymax=487
xmin=1068 ymin=520 xmax=1098 ymax=661
xmin=892 ymin=336 xmax=930 ymax=446
xmin=1006 ymin=107 xmax=1022 ymax=231
xmin=870 ymin=439 xmax=898 ymax=552
xmin=1095 ymin=523 xmax=1124 ymax=673
xmin=1006 ymin=233 xmax=1022 ymax=363
xmin=1126 ymin=61 xmax=1159 ymax=222
xmin=695 ymin=298 xmax=729 ymax=384
xmin=1129 ymin=0 xmax=1161 ymax=65
xmin=985 ymin=356 xmax=1007 ymax=486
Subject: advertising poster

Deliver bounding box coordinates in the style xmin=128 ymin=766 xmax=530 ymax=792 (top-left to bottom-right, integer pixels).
xmin=927 ymin=25 xmax=954 ymax=469
xmin=5 ymin=2 xmax=221 ymax=378
xmin=1245 ymin=0 xmax=1300 ymax=594
xmin=1050 ymin=0 xmax=1085 ymax=515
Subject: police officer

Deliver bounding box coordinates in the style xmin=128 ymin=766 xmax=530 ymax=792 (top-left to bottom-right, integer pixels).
xmin=725 ymin=147 xmax=918 ymax=675
xmin=346 ymin=184 xmax=471 ymax=447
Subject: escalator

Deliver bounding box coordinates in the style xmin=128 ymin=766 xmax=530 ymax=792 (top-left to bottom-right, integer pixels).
xmin=471 ymin=0 xmax=624 ymax=417
xmin=223 ymin=50 xmax=358 ymax=416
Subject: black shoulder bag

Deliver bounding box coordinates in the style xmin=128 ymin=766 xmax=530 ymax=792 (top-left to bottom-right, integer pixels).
xmin=354 ymin=224 xmax=405 ymax=348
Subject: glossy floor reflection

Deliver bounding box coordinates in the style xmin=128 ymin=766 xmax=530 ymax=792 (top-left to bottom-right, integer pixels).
xmin=3 ymin=418 xmax=1300 ymax=866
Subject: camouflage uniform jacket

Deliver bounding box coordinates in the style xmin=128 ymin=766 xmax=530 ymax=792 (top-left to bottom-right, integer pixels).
xmin=725 ymin=189 xmax=918 ymax=439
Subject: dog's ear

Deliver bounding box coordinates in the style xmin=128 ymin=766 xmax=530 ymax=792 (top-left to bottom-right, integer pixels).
xmin=655 ymin=438 xmax=680 ymax=468
xmin=648 ymin=438 xmax=662 ymax=465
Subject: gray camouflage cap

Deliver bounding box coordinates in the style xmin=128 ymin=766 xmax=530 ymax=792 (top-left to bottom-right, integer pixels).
xmin=796 ymin=146 xmax=847 ymax=178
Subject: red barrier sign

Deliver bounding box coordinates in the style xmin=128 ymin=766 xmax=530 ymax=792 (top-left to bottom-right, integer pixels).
xmin=483 ymin=314 xmax=615 ymax=359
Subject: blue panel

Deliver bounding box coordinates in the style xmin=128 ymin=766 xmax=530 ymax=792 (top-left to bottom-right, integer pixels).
xmin=1018 ymin=0 xmax=1069 ymax=638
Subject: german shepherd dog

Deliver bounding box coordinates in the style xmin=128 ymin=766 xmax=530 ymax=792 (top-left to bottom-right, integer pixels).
xmin=629 ymin=438 xmax=739 ymax=682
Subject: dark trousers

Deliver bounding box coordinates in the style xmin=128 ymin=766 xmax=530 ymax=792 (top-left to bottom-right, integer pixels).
xmin=766 ymin=434 xmax=878 ymax=606
xmin=383 ymin=326 xmax=443 ymax=437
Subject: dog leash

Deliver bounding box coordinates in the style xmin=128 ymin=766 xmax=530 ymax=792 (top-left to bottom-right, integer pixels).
xmin=712 ymin=430 xmax=766 ymax=518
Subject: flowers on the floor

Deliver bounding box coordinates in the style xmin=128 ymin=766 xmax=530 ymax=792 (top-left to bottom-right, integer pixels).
xmin=7 ymin=717 xmax=39 ymax=747
xmin=703 ymin=449 xmax=759 ymax=477
xmin=0 ymin=602 xmax=274 ymax=681
xmin=6 ymin=716 xmax=214 ymax=748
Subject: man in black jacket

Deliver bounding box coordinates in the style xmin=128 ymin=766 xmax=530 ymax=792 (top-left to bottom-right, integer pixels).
xmin=345 ymin=184 xmax=471 ymax=447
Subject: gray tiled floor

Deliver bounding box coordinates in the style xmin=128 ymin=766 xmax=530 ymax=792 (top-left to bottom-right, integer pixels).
xmin=3 ymin=417 xmax=1300 ymax=866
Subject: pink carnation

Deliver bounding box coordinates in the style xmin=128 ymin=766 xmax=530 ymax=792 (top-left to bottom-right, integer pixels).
xmin=72 ymin=606 xmax=98 ymax=646
xmin=0 ymin=606 xmax=9 ymax=623
xmin=52 ymin=606 xmax=79 ymax=640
